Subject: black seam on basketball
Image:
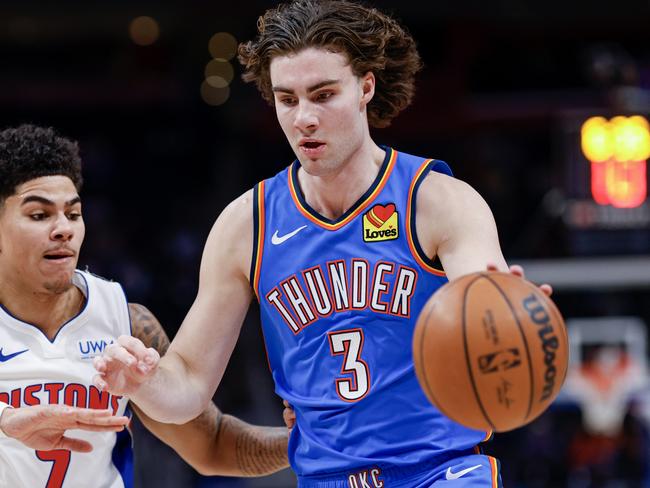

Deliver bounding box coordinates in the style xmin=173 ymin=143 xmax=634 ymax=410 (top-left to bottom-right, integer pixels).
xmin=463 ymin=275 xmax=496 ymax=431
xmin=417 ymin=304 xmax=455 ymax=421
xmin=484 ymin=274 xmax=535 ymax=424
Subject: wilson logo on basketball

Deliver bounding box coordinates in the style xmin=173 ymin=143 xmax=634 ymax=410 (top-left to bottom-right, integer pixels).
xmin=363 ymin=203 xmax=398 ymax=242
xmin=522 ymin=293 xmax=560 ymax=402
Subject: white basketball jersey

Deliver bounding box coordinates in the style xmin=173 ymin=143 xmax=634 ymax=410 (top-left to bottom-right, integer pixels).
xmin=0 ymin=270 xmax=132 ymax=488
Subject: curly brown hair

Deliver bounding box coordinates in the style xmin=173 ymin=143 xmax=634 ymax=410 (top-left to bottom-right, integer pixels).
xmin=238 ymin=0 xmax=422 ymax=128
xmin=0 ymin=124 xmax=83 ymax=206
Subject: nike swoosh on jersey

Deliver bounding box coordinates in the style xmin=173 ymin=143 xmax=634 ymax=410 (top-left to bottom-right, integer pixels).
xmin=0 ymin=348 xmax=29 ymax=363
xmin=271 ymin=225 xmax=308 ymax=245
xmin=445 ymin=464 xmax=482 ymax=480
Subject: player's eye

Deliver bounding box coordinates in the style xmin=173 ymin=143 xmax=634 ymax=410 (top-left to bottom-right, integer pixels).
xmin=30 ymin=213 xmax=47 ymax=221
xmin=280 ymin=97 xmax=297 ymax=106
xmin=315 ymin=91 xmax=333 ymax=102
xmin=68 ymin=212 xmax=82 ymax=221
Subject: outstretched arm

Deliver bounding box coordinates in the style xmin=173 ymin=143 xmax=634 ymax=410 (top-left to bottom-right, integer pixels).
xmin=94 ymin=190 xmax=256 ymax=423
xmin=417 ymin=172 xmax=551 ymax=294
xmin=127 ymin=302 xmax=288 ymax=477
xmin=416 ymin=172 xmax=508 ymax=280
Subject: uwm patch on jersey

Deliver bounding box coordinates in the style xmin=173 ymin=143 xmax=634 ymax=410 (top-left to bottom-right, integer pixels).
xmin=363 ymin=203 xmax=398 ymax=242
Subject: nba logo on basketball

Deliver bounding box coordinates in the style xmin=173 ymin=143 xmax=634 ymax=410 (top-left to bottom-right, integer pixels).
xmin=363 ymin=203 xmax=398 ymax=242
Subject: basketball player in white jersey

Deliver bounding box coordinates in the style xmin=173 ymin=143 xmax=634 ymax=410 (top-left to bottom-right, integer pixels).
xmin=0 ymin=124 xmax=290 ymax=488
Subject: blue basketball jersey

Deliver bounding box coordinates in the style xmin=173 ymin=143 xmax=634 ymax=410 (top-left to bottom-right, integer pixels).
xmin=251 ymin=148 xmax=491 ymax=480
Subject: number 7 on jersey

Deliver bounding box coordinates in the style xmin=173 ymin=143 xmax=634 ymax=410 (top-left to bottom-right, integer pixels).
xmin=328 ymin=329 xmax=370 ymax=402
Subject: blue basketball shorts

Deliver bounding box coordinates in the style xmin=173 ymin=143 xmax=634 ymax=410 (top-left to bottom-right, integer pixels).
xmin=297 ymin=453 xmax=503 ymax=488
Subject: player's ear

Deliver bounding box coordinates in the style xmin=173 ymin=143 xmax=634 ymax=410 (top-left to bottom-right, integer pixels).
xmin=359 ymin=71 xmax=375 ymax=108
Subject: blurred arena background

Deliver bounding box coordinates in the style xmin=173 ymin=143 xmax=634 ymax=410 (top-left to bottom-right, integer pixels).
xmin=2 ymin=1 xmax=650 ymax=486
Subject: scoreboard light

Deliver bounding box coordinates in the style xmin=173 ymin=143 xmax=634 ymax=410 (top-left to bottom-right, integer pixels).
xmin=581 ymin=115 xmax=650 ymax=208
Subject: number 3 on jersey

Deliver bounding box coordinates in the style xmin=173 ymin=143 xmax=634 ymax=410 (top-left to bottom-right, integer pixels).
xmin=328 ymin=329 xmax=370 ymax=401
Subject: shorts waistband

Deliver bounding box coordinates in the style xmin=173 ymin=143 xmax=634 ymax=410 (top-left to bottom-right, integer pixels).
xmin=297 ymin=449 xmax=474 ymax=488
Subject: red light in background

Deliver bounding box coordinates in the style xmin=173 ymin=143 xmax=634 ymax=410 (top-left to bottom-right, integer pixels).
xmin=591 ymin=160 xmax=647 ymax=208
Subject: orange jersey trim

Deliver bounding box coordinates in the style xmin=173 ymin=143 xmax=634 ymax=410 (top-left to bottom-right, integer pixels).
xmin=488 ymin=456 xmax=499 ymax=488
xmin=252 ymin=181 xmax=265 ymax=301
xmin=406 ymin=159 xmax=446 ymax=276
xmin=288 ymin=148 xmax=398 ymax=231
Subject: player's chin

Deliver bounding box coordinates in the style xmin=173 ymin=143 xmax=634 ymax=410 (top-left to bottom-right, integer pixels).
xmin=41 ymin=268 xmax=76 ymax=295
xmin=297 ymin=157 xmax=336 ymax=177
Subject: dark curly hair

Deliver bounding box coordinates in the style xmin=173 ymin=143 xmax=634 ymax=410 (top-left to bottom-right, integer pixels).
xmin=238 ymin=0 xmax=422 ymax=128
xmin=0 ymin=124 xmax=83 ymax=205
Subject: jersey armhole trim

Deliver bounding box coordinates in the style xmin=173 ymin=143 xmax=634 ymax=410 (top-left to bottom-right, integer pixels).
xmin=116 ymin=282 xmax=133 ymax=337
xmin=406 ymin=160 xmax=446 ymax=276
xmin=250 ymin=181 xmax=266 ymax=302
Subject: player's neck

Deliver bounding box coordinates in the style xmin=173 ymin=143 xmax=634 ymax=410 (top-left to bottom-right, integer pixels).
xmin=0 ymin=281 xmax=85 ymax=340
xmin=298 ymin=142 xmax=385 ymax=221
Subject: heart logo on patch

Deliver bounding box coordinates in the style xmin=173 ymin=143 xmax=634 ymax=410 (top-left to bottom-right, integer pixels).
xmin=366 ymin=203 xmax=396 ymax=228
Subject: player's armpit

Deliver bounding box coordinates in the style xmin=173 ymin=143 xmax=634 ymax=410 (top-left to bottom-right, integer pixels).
xmin=131 ymin=402 xmax=289 ymax=477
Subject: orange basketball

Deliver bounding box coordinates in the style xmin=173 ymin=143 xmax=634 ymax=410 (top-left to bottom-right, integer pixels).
xmin=413 ymin=271 xmax=568 ymax=432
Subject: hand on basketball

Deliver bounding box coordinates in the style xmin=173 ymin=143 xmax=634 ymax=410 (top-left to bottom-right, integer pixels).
xmin=93 ymin=335 xmax=160 ymax=397
xmin=282 ymin=400 xmax=296 ymax=431
xmin=0 ymin=405 xmax=129 ymax=452
xmin=486 ymin=263 xmax=552 ymax=296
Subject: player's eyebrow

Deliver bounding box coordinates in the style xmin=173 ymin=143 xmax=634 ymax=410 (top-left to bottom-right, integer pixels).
xmin=272 ymin=79 xmax=340 ymax=94
xmin=21 ymin=195 xmax=81 ymax=207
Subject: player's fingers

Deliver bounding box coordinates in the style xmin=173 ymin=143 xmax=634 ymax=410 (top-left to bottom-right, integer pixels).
xmin=103 ymin=343 xmax=138 ymax=368
xmin=57 ymin=436 xmax=93 ymax=453
xmin=540 ymin=283 xmax=553 ymax=296
xmin=117 ymin=335 xmax=150 ymax=362
xmin=142 ymin=347 xmax=160 ymax=366
xmin=92 ymin=374 xmax=109 ymax=392
xmin=282 ymin=400 xmax=296 ymax=430
xmin=135 ymin=348 xmax=160 ymax=374
xmin=74 ymin=422 xmax=127 ymax=432
xmin=283 ymin=409 xmax=296 ymax=430
xmin=74 ymin=408 xmax=129 ymax=426
xmin=93 ymin=356 xmax=107 ymax=373
xmin=508 ymin=264 xmax=524 ymax=277
xmin=486 ymin=263 xmax=499 ymax=272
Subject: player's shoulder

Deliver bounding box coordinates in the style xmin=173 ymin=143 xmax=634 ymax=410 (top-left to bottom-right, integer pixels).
xmin=417 ymin=168 xmax=486 ymax=215
xmin=218 ymin=188 xmax=254 ymax=229
xmin=203 ymin=188 xmax=256 ymax=277
xmin=206 ymin=188 xmax=255 ymax=257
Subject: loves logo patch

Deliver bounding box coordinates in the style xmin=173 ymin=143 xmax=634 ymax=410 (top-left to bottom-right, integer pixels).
xmin=363 ymin=203 xmax=399 ymax=242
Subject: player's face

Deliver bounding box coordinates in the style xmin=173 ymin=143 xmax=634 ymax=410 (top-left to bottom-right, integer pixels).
xmin=270 ymin=47 xmax=375 ymax=176
xmin=0 ymin=176 xmax=85 ymax=294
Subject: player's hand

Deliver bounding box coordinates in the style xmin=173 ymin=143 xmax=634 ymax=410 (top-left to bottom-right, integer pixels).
xmin=487 ymin=263 xmax=553 ymax=296
xmin=0 ymin=405 xmax=129 ymax=452
xmin=92 ymin=335 xmax=160 ymax=397
xmin=282 ymin=400 xmax=296 ymax=431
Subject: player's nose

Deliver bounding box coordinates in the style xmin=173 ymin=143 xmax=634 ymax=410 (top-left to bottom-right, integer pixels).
xmin=294 ymin=101 xmax=318 ymax=133
xmin=50 ymin=213 xmax=74 ymax=241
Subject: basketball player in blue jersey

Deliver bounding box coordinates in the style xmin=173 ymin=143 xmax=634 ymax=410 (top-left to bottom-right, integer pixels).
xmin=0 ymin=124 xmax=290 ymax=487
xmin=95 ymin=1 xmax=551 ymax=486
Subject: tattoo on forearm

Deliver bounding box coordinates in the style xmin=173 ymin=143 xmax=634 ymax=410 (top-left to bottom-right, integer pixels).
xmin=128 ymin=303 xmax=171 ymax=355
xmin=221 ymin=416 xmax=288 ymax=475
